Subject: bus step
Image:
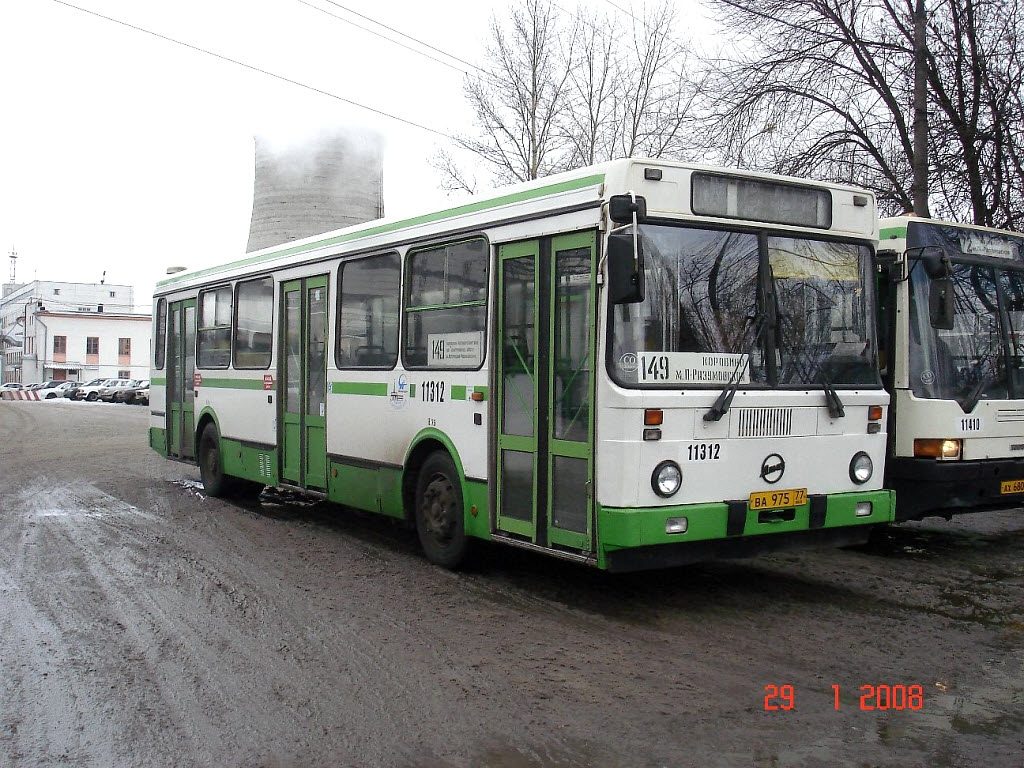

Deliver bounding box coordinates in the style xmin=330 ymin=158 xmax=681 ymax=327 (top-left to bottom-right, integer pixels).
xmin=490 ymin=534 xmax=596 ymax=565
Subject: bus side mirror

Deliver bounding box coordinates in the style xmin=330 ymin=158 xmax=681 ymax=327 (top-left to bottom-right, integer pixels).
xmin=608 ymin=194 xmax=647 ymax=224
xmin=916 ymin=246 xmax=949 ymax=279
xmin=607 ymin=232 xmax=645 ymax=304
xmin=929 ymin=276 xmax=955 ymax=330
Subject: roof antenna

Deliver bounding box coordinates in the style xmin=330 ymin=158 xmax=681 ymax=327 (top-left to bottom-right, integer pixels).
xmin=100 ymin=270 xmax=106 ymax=285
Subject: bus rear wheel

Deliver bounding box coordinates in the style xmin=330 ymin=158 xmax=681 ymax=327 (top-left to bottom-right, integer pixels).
xmin=199 ymin=423 xmax=233 ymax=498
xmin=415 ymin=452 xmax=470 ymax=569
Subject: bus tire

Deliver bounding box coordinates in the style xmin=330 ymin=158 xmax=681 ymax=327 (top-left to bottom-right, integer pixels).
xmin=415 ymin=451 xmax=470 ymax=569
xmin=198 ymin=423 xmax=233 ymax=498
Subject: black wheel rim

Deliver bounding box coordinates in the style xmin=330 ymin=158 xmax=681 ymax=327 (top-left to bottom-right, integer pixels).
xmin=421 ymin=472 xmax=457 ymax=544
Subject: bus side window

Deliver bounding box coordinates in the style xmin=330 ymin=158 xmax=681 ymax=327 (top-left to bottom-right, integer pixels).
xmin=404 ymin=238 xmax=488 ymax=369
xmin=337 ymin=253 xmax=400 ymax=369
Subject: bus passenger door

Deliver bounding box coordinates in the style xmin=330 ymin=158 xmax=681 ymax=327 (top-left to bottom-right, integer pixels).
xmin=496 ymin=232 xmax=596 ymax=551
xmin=166 ymin=298 xmax=196 ymax=459
xmin=279 ymin=276 xmax=329 ymax=490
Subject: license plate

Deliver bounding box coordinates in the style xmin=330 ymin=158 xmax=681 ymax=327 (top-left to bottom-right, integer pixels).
xmin=749 ymin=488 xmax=808 ymax=510
xmin=1000 ymin=479 xmax=1024 ymax=494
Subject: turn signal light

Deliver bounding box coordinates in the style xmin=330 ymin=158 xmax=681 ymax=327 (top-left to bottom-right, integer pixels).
xmin=868 ymin=405 xmax=883 ymax=421
xmin=644 ymin=409 xmax=664 ymax=426
xmin=914 ymin=438 xmax=962 ymax=460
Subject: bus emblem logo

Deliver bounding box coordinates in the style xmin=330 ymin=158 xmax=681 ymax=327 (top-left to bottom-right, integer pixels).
xmin=760 ymin=454 xmax=785 ymax=484
xmin=620 ymin=352 xmax=638 ymax=373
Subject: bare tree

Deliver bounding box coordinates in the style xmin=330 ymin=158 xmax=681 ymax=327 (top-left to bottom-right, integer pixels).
xmin=562 ymin=9 xmax=620 ymax=167
xmin=434 ymin=0 xmax=573 ymax=189
xmin=700 ymin=0 xmax=1024 ymax=229
xmin=435 ymin=0 xmax=700 ymax=192
xmin=613 ymin=3 xmax=697 ymax=159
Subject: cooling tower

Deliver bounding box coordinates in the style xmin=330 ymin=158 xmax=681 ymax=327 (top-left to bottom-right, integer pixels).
xmin=246 ymin=127 xmax=384 ymax=253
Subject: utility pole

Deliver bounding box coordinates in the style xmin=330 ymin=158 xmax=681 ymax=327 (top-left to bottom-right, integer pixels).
xmin=912 ymin=0 xmax=930 ymax=217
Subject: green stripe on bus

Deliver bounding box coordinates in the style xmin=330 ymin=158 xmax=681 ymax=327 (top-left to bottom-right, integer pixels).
xmin=450 ymin=385 xmax=467 ymax=401
xmin=156 ymin=173 xmax=605 ymax=288
xmin=330 ymin=381 xmax=388 ymax=396
xmin=197 ymin=378 xmax=267 ymax=389
xmin=409 ymin=383 xmax=416 ymax=398
xmin=879 ymin=226 xmax=907 ymax=240
xmin=151 ymin=377 xmax=166 ymax=385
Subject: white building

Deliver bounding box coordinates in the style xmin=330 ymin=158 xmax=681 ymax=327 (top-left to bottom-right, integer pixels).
xmin=1 ymin=281 xmax=151 ymax=384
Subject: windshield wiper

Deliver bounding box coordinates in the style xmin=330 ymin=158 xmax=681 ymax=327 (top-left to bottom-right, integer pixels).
xmin=962 ymin=372 xmax=995 ymax=413
xmin=820 ymin=371 xmax=845 ymax=419
xmin=704 ymin=314 xmax=767 ymax=422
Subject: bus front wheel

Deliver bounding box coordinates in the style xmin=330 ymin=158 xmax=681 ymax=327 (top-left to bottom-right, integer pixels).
xmin=415 ymin=452 xmax=470 ymax=569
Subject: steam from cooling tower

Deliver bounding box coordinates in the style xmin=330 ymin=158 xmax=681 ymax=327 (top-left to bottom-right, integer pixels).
xmin=246 ymin=125 xmax=384 ymax=253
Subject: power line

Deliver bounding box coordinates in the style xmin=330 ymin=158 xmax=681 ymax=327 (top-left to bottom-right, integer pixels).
xmin=51 ymin=0 xmax=459 ymax=141
xmin=295 ymin=0 xmax=470 ymax=76
xmin=306 ymin=0 xmax=487 ymax=76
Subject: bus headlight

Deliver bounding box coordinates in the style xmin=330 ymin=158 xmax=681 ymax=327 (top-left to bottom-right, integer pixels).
xmin=913 ymin=438 xmax=961 ymax=460
xmin=652 ymin=460 xmax=682 ymax=497
xmin=849 ymin=452 xmax=873 ymax=484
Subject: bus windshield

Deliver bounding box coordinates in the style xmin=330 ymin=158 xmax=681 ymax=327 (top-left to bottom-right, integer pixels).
xmin=906 ymin=221 xmax=1024 ymax=406
xmin=609 ymin=224 xmax=877 ymax=388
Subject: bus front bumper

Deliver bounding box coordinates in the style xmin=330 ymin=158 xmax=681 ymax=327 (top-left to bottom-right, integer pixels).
xmin=598 ymin=489 xmax=893 ymax=572
xmin=887 ymin=456 xmax=1024 ymax=521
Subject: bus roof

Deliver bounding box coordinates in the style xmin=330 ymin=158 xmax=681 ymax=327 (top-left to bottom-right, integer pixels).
xmin=156 ymin=158 xmax=877 ymax=295
xmin=879 ymin=215 xmax=1020 ymax=242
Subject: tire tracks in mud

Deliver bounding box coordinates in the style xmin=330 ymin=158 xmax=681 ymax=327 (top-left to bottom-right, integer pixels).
xmin=4 ymin=402 xmax=1024 ymax=766
xmin=0 ymin=477 xmax=504 ymax=765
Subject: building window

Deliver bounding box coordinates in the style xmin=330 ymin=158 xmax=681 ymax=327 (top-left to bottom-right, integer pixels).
xmin=197 ymin=285 xmax=232 ymax=368
xmin=53 ymin=289 xmax=60 ymax=295
xmin=234 ymin=277 xmax=274 ymax=369
xmin=154 ymin=298 xmax=166 ymax=369
xmin=86 ymin=337 xmax=99 ymax=355
xmin=110 ymin=291 xmax=116 ymax=298
xmin=338 ymin=253 xmax=400 ymax=368
xmin=118 ymin=369 xmax=130 ymax=379
xmin=404 ymin=238 xmax=487 ymax=369
xmin=54 ymin=336 xmax=66 ymax=353
xmin=118 ymin=338 xmax=131 ymax=356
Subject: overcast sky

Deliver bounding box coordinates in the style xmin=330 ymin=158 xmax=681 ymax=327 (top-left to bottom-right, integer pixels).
xmin=0 ymin=0 xmax=712 ymax=310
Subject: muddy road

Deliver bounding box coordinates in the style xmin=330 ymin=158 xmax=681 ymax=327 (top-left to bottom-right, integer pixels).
xmin=1 ymin=401 xmax=1022 ymax=767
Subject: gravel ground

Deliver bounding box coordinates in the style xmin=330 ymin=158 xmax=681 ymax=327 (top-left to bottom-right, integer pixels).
xmin=1 ymin=400 xmax=1022 ymax=767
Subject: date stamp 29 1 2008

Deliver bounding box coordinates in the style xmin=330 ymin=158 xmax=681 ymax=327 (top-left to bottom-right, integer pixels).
xmin=764 ymin=684 xmax=924 ymax=711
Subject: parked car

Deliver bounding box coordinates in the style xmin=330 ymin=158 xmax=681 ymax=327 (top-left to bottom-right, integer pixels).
xmin=36 ymin=380 xmax=71 ymax=399
xmin=0 ymin=382 xmax=24 ymax=391
xmin=115 ymin=379 xmax=150 ymax=404
xmin=135 ymin=385 xmax=149 ymax=406
xmin=65 ymin=380 xmax=97 ymax=399
xmin=57 ymin=382 xmax=82 ymax=399
xmin=97 ymin=379 xmax=134 ymax=402
xmin=75 ymin=378 xmax=118 ymax=402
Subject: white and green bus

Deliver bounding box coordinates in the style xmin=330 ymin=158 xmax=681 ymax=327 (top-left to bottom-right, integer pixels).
xmin=877 ymin=216 xmax=1024 ymax=520
xmin=149 ymin=158 xmax=893 ymax=570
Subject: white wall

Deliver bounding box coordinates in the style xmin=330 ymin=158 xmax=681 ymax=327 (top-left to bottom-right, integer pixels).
xmin=23 ymin=312 xmax=152 ymax=382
